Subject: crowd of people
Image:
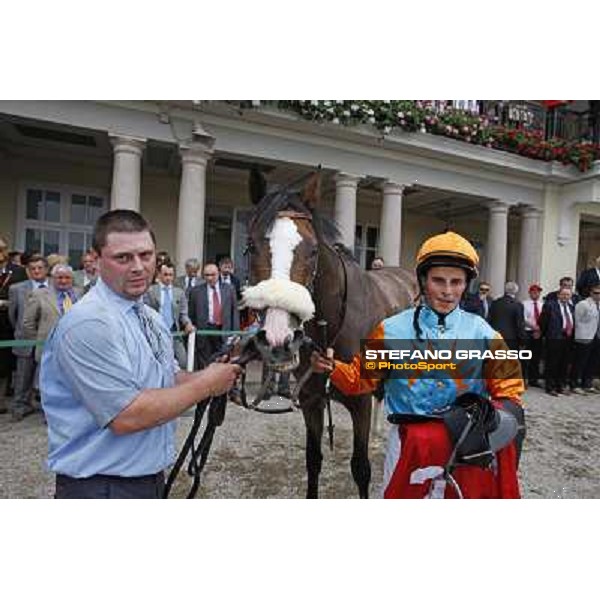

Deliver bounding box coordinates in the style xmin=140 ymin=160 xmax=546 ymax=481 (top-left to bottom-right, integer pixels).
xmin=0 ymin=240 xmax=93 ymax=421
xmin=461 ymin=262 xmax=600 ymax=397
xmin=0 ymin=231 xmax=246 ymax=425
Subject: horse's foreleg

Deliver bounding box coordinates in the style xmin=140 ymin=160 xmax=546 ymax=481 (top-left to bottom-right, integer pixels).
xmin=347 ymin=395 xmax=372 ymax=499
xmin=302 ymin=399 xmax=324 ymax=499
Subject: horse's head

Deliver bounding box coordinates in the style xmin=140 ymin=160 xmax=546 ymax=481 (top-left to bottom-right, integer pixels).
xmin=242 ymin=169 xmax=321 ymax=370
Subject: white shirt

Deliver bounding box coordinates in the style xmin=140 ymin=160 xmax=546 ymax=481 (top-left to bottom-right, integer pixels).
xmin=522 ymin=298 xmax=544 ymax=331
xmin=560 ymin=302 xmax=572 ymax=331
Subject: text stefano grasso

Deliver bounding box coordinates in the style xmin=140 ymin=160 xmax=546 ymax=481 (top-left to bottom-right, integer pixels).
xmin=364 ymin=349 xmax=532 ymax=361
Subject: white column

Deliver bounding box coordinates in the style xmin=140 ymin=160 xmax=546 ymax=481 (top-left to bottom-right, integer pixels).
xmin=379 ymin=181 xmax=405 ymax=266
xmin=486 ymin=201 xmax=509 ymax=297
xmin=517 ymin=206 xmax=542 ymax=299
xmin=109 ymin=135 xmax=146 ymax=211
xmin=334 ymin=173 xmax=359 ymax=250
xmin=176 ymin=142 xmax=213 ymax=273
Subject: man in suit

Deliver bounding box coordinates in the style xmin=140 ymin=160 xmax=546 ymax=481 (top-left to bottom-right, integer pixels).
xmin=218 ymin=256 xmax=242 ymax=300
xmin=545 ymin=276 xmax=581 ymax=305
xmin=144 ymin=261 xmax=195 ymax=369
xmin=539 ymin=287 xmax=575 ymax=396
xmin=0 ymin=234 xmax=28 ymax=413
xmin=175 ymin=258 xmax=200 ymax=294
xmin=189 ymin=262 xmax=239 ymax=368
xmin=489 ymin=281 xmax=526 ymax=351
xmin=7 ymin=254 xmax=49 ymax=420
xmin=576 ymin=255 xmax=600 ymax=299
xmin=72 ymin=250 xmax=98 ymax=291
xmin=462 ymin=280 xmax=492 ymax=320
xmin=22 ymin=264 xmax=82 ymax=365
xmin=522 ymin=283 xmax=544 ymax=387
xmin=572 ymin=283 xmax=600 ymax=393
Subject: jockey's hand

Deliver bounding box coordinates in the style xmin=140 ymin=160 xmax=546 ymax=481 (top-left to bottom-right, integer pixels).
xmin=311 ymin=350 xmax=334 ymax=373
xmin=202 ymin=362 xmax=243 ymax=397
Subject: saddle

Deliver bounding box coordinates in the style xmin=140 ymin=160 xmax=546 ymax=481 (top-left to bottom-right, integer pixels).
xmin=388 ymin=393 xmax=521 ymax=469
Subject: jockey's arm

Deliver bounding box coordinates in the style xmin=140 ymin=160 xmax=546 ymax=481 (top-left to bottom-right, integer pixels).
xmin=483 ymin=334 xmax=525 ymax=405
xmin=329 ymin=323 xmax=384 ymax=396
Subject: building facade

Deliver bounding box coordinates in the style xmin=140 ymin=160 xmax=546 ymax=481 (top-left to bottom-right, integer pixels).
xmin=1 ymin=100 xmax=599 ymax=298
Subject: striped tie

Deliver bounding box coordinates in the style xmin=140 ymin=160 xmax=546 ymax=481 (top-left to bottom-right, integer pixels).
xmin=133 ymin=303 xmax=169 ymax=367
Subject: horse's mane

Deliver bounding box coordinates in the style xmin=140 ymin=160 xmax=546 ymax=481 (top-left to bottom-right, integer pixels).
xmin=250 ymin=184 xmax=357 ymax=262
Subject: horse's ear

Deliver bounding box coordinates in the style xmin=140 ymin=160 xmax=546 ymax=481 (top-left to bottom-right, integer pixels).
xmin=249 ymin=168 xmax=267 ymax=205
xmin=301 ymin=170 xmax=321 ymax=210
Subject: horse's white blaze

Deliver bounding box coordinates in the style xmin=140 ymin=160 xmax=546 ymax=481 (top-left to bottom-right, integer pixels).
xmin=267 ymin=217 xmax=302 ymax=280
xmin=242 ymin=216 xmax=315 ymax=346
xmin=263 ymin=307 xmax=291 ymax=347
xmin=265 ymin=217 xmax=301 ymax=346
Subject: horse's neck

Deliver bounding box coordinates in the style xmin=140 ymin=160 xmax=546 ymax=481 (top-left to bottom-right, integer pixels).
xmin=313 ymin=244 xmax=415 ymax=361
xmin=312 ymin=243 xmax=347 ymax=342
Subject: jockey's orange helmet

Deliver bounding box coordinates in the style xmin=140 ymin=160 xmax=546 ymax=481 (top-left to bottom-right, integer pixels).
xmin=416 ymin=231 xmax=479 ymax=282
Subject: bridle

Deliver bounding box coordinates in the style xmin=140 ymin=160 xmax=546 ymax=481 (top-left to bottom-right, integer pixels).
xmin=243 ymin=209 xmax=319 ymax=297
xmin=165 ymin=211 xmax=349 ymax=497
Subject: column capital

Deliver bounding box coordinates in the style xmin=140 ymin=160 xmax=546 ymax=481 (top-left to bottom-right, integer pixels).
xmin=179 ymin=142 xmax=214 ymax=167
xmin=334 ymin=172 xmax=360 ymax=189
xmin=520 ymin=205 xmax=543 ymax=219
xmin=489 ymin=200 xmax=510 ymax=214
xmin=109 ymin=134 xmax=146 ymax=157
xmin=382 ymin=181 xmax=406 ymax=195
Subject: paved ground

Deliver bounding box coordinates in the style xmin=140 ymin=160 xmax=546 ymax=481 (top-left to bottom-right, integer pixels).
xmin=1 ymin=374 xmax=599 ymax=499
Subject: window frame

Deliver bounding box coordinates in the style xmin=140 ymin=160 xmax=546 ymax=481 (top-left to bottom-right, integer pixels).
xmin=16 ymin=181 xmax=109 ymax=261
xmin=354 ymin=222 xmax=380 ymax=269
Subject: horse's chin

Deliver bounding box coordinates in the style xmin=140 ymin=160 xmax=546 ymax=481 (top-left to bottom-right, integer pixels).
xmin=255 ymin=328 xmax=303 ymax=372
xmin=268 ymin=353 xmax=300 ymax=373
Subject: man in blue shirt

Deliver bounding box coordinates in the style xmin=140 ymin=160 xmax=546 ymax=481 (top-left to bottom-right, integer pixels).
xmin=40 ymin=210 xmax=241 ymax=499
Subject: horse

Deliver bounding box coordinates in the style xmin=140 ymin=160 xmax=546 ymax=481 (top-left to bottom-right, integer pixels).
xmin=241 ymin=169 xmax=418 ymax=498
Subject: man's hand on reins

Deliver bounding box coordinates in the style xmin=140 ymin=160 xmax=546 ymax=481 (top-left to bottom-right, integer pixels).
xmin=310 ymin=349 xmax=334 ymax=373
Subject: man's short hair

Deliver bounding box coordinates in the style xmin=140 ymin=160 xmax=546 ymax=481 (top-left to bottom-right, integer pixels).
xmin=504 ymin=281 xmax=519 ymax=295
xmin=202 ymin=262 xmax=219 ymax=274
xmin=92 ymin=210 xmax=156 ymax=255
xmin=218 ymin=256 xmax=233 ymax=266
xmin=185 ymin=258 xmax=199 ymax=269
xmin=51 ymin=264 xmax=73 ymax=276
xmin=27 ymin=253 xmax=48 ymax=268
xmin=559 ymin=277 xmax=574 ymax=286
xmin=159 ymin=261 xmax=175 ymax=272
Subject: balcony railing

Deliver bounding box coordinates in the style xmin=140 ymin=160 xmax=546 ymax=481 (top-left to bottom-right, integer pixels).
xmin=461 ymin=100 xmax=598 ymax=144
xmin=231 ymin=101 xmax=600 ymax=171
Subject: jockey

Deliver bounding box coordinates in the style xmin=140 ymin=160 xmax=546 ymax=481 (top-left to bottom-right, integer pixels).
xmin=312 ymin=231 xmax=526 ymax=498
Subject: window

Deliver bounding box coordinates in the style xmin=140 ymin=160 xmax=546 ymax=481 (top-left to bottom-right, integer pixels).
xmin=17 ymin=184 xmax=108 ymax=267
xmin=354 ymin=224 xmax=379 ymax=269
